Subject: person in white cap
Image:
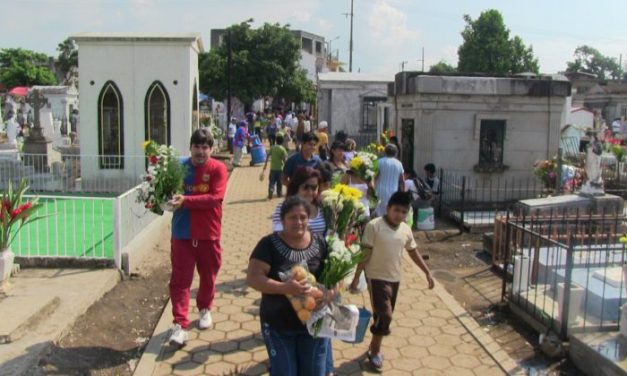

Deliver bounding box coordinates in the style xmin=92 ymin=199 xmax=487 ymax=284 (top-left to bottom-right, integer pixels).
xmin=316 ymin=121 xmax=330 ymax=160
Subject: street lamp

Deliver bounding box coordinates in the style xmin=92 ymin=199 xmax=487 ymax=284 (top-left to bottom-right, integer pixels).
xmin=226 ymin=18 xmax=254 ymax=125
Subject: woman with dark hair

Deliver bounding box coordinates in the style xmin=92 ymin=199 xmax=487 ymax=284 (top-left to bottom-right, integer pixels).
xmin=327 ymin=141 xmax=348 ymax=175
xmin=271 ymin=166 xmax=326 ymax=235
xmin=248 ymin=196 xmax=330 ymax=375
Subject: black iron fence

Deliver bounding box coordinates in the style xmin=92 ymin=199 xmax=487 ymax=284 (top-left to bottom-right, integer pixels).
xmin=500 ymin=209 xmax=627 ymax=339
xmin=438 ymin=170 xmax=546 ymax=230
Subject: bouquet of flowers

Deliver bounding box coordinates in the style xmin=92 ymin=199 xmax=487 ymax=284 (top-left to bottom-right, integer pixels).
xmin=136 ymin=141 xmax=187 ymax=215
xmin=349 ymin=151 xmax=379 ymax=207
xmin=320 ymin=184 xmax=367 ymax=240
xmin=308 ymin=185 xmax=368 ymax=339
xmin=533 ymin=159 xmax=557 ymax=189
xmin=364 ymin=142 xmax=385 ymax=157
xmin=1 ymin=179 xmax=44 ymax=250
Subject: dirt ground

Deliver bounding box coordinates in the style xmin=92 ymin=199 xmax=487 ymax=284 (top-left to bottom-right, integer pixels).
xmin=420 ymin=230 xmax=583 ymax=375
xmin=35 ymin=233 xmax=171 ymax=376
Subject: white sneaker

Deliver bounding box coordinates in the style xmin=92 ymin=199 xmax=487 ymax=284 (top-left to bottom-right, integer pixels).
xmin=198 ymin=309 xmax=213 ymax=329
xmin=168 ymin=324 xmax=188 ymax=346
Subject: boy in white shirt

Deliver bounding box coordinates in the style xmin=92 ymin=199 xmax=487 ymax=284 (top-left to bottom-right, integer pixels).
xmin=351 ymin=191 xmax=434 ymax=370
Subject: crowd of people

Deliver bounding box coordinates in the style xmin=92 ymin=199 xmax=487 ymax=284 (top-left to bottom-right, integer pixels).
xmin=167 ymin=118 xmax=441 ymax=375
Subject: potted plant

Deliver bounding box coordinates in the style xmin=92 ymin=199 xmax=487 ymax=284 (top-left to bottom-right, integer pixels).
xmin=0 ymin=179 xmax=44 ymax=282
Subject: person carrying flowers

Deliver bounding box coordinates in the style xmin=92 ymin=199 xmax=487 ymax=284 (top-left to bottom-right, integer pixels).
xmin=350 ymin=191 xmax=434 ymax=370
xmin=167 ymin=128 xmax=228 ymax=347
xmin=247 ymin=196 xmax=331 ymax=375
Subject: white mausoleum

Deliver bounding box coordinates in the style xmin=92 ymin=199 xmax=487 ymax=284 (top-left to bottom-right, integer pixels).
xmin=71 ymin=32 xmax=203 ymax=186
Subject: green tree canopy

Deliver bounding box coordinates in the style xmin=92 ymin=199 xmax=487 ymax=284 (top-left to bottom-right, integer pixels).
xmin=199 ymin=22 xmax=314 ymax=106
xmin=429 ymin=60 xmax=457 ymax=74
xmin=0 ymin=48 xmax=58 ymax=88
xmin=457 ymin=9 xmax=539 ymax=75
xmin=56 ymin=37 xmax=78 ymax=85
xmin=566 ymin=45 xmax=623 ymax=80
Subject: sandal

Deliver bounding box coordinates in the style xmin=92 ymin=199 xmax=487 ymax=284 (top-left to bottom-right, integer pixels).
xmin=368 ymin=352 xmax=384 ymax=369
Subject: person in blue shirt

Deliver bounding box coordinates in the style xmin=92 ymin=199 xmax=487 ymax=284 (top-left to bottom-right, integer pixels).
xmin=282 ymin=132 xmax=321 ymax=186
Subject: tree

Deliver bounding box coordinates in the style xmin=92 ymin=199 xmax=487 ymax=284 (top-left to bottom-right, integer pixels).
xmin=56 ymin=37 xmax=78 ymax=86
xmin=457 ymin=9 xmax=539 ymax=74
xmin=429 ymin=60 xmax=457 ymax=74
xmin=566 ymin=45 xmax=623 ymax=80
xmin=0 ymin=48 xmax=58 ymax=88
xmin=199 ymin=22 xmax=313 ymax=107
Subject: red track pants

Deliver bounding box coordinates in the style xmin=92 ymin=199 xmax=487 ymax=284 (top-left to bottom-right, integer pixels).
xmin=170 ymin=239 xmax=222 ymax=329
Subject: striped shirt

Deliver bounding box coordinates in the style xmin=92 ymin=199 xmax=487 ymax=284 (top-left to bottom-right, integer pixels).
xmin=271 ymin=200 xmax=327 ymax=235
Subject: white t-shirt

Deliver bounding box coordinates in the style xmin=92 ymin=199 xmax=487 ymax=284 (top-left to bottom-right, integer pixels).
xmin=227 ymin=123 xmax=236 ymax=138
xmin=363 ymin=217 xmax=417 ymax=282
xmin=304 ymin=120 xmax=311 ymax=133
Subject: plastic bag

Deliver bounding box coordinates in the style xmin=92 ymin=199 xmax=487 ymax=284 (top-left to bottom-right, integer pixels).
xmin=278 ymin=262 xmax=325 ymax=324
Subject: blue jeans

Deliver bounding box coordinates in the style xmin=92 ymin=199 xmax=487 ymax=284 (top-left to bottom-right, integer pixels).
xmin=268 ymin=170 xmax=283 ymax=197
xmin=261 ymin=322 xmax=328 ymax=376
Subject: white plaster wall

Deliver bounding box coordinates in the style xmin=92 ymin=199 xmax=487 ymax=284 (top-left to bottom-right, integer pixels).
xmin=569 ymin=110 xmax=594 ymax=128
xmin=77 ymin=40 xmax=199 ymax=184
xmin=317 ymin=81 xmax=389 ymax=136
xmin=396 ymin=94 xmax=567 ymax=180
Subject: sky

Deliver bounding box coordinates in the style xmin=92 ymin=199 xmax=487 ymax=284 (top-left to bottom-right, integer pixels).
xmin=2 ymin=0 xmax=627 ymax=77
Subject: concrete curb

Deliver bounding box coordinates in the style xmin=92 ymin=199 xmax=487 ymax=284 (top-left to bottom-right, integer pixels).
xmin=404 ymin=251 xmax=522 ymax=375
xmin=133 ymin=300 xmax=173 ymax=376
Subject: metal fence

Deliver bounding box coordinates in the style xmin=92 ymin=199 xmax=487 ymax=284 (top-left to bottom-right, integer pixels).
xmin=438 ymin=170 xmax=545 ymax=230
xmin=0 ymin=153 xmax=147 ymax=194
xmin=13 ymin=194 xmax=116 ymax=261
xmin=500 ymin=209 xmax=627 ymax=339
xmin=11 ymin=184 xmax=160 ymax=270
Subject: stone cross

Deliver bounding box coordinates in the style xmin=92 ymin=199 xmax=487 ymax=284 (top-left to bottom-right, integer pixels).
xmin=26 ymin=89 xmax=49 ymax=140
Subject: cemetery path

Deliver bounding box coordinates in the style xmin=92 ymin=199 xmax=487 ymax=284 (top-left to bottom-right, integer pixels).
xmin=135 ymin=160 xmax=510 ymax=376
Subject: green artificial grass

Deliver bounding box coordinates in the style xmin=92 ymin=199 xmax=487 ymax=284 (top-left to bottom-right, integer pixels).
xmin=10 ymin=197 xmax=115 ymax=259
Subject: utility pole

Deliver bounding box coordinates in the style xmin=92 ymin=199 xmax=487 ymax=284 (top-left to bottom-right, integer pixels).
xmin=226 ymin=29 xmax=232 ymax=126
xmin=343 ymin=0 xmax=354 ymax=72
xmin=401 ymin=61 xmax=408 ymax=72
xmin=417 ymin=47 xmax=425 ymax=72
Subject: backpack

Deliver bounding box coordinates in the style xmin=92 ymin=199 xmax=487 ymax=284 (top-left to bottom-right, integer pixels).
xmin=411 ymin=177 xmax=432 ymax=201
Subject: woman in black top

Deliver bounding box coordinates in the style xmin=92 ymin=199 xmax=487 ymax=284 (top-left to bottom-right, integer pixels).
xmin=247 ymin=196 xmax=329 ymax=376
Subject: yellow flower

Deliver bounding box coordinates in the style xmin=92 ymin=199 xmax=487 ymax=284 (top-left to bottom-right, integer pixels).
xmin=350 ymin=156 xmax=364 ymax=170
xmin=143 ymin=140 xmax=151 ymax=150
xmin=620 ymin=236 xmax=627 ymax=244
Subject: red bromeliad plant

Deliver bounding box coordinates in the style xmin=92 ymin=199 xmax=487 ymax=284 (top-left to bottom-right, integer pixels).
xmin=0 ymin=180 xmax=44 ymax=251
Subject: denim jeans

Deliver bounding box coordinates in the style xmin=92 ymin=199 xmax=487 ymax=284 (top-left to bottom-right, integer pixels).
xmin=261 ymin=322 xmax=328 ymax=376
xmin=268 ymin=170 xmax=283 ymax=197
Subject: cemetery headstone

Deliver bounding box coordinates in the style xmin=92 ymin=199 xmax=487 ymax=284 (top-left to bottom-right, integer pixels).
xmin=22 ymin=89 xmax=61 ymax=172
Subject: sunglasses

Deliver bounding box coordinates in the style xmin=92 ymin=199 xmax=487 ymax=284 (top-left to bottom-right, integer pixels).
xmin=301 ymin=184 xmax=319 ymax=191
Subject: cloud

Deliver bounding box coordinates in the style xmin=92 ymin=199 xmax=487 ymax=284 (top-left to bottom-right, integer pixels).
xmin=368 ymin=0 xmax=420 ymax=48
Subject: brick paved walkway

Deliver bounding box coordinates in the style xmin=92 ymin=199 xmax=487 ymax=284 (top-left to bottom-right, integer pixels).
xmin=136 ymin=159 xmax=508 ymax=375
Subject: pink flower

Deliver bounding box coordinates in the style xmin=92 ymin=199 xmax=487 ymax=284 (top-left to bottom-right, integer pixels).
xmin=149 ymin=155 xmax=159 ymax=165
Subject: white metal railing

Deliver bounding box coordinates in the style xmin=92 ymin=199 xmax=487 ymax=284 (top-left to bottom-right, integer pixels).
xmin=0 ymin=153 xmax=149 ymax=194
xmin=13 ymin=194 xmax=115 ymax=260
xmin=12 ymin=184 xmax=162 ymax=269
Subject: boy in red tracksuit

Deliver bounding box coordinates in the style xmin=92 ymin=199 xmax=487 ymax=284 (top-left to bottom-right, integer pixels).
xmin=168 ymin=128 xmax=228 ymax=347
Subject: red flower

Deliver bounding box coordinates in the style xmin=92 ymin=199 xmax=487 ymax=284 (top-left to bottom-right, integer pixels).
xmin=149 ymin=155 xmax=159 ymax=165
xmin=145 ymin=175 xmax=153 ymax=182
xmin=145 ymin=202 xmax=153 ymax=209
xmin=2 ymin=199 xmax=10 ymax=211
xmin=345 ymin=233 xmax=358 ymax=247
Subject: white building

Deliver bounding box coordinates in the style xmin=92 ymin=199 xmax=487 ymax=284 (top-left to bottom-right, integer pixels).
xmin=317 ymin=72 xmax=394 ymax=137
xmin=71 ymin=32 xmax=203 ymax=187
xmin=392 ymin=73 xmax=571 ymax=178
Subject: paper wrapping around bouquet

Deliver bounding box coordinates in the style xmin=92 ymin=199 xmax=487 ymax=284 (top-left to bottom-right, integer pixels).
xmin=307 ymin=303 xmax=360 ymax=341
